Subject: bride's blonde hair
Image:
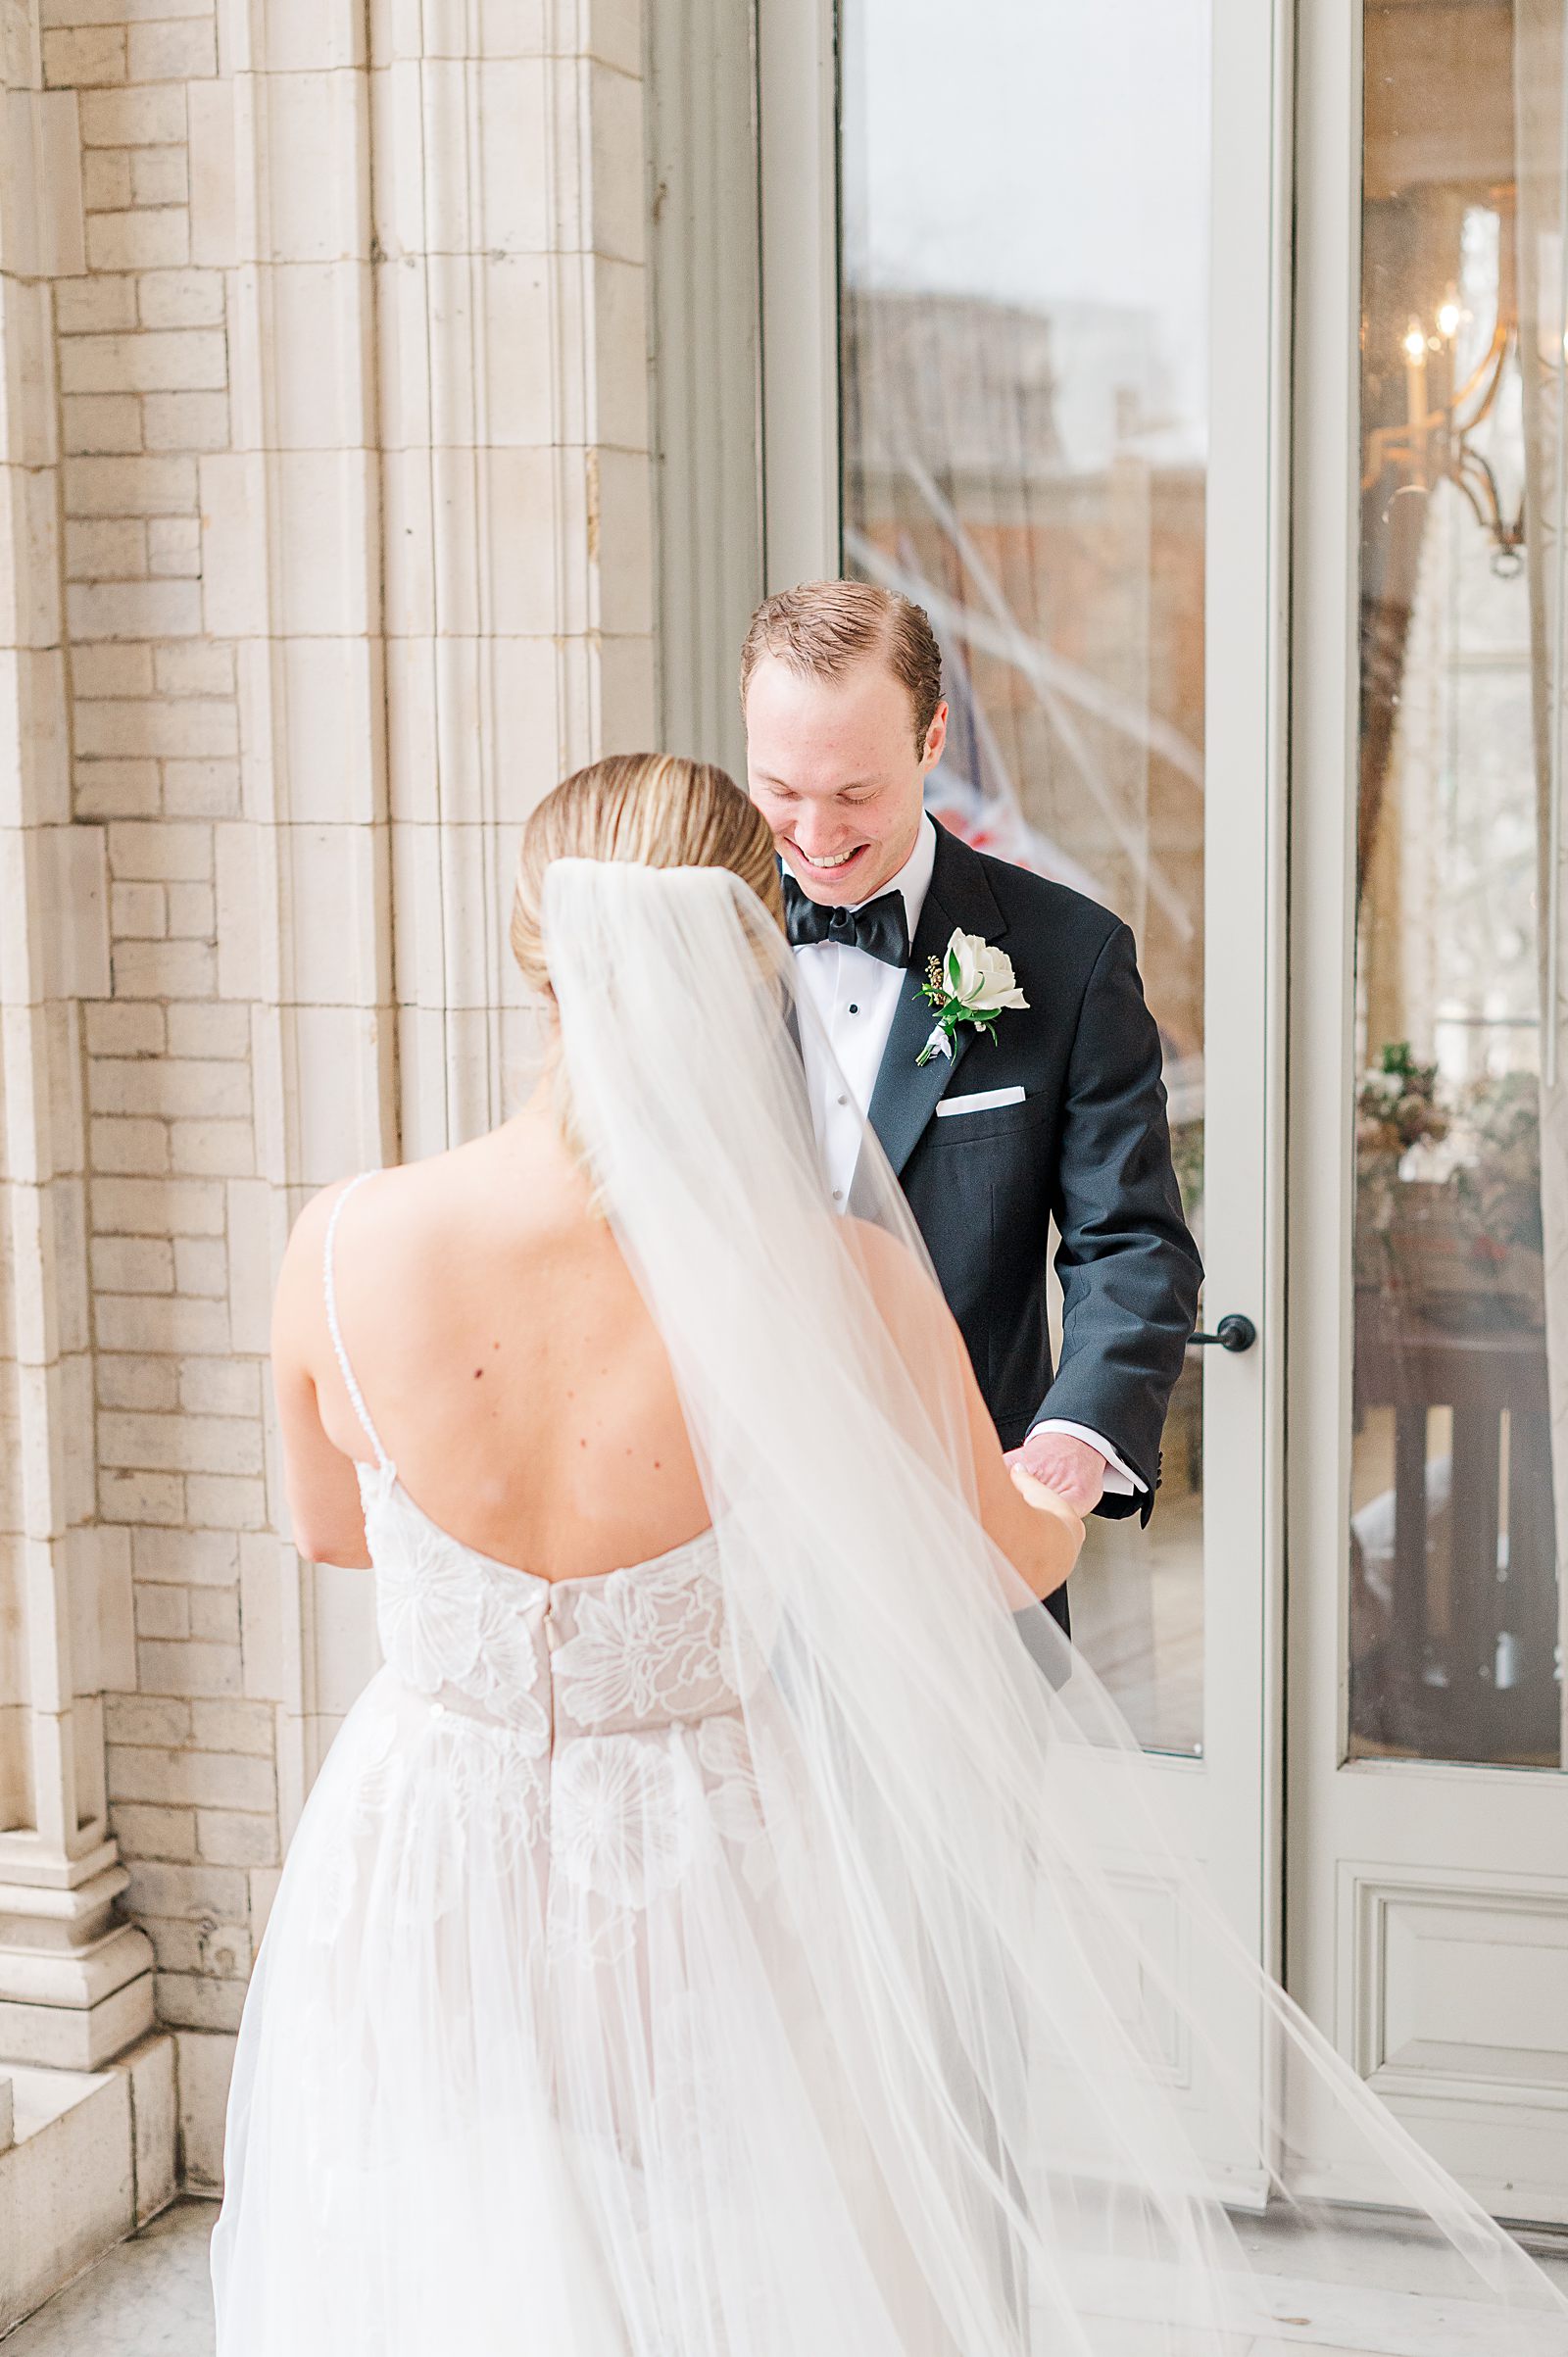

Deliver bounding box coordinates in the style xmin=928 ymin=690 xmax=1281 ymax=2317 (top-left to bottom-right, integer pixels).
xmin=510 ymin=752 xmax=783 ymax=999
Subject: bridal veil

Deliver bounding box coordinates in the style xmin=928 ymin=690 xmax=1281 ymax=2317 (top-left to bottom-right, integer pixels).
xmin=542 ymin=854 xmax=1566 ymax=2352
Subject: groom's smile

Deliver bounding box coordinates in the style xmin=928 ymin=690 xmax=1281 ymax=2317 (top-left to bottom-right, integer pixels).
xmin=743 ymin=648 xmax=948 ymax=908
xmin=788 ymin=838 xmax=873 ymax=886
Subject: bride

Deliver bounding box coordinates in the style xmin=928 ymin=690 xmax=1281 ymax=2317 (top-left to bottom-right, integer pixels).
xmin=210 ymin=755 xmax=1565 ymax=2353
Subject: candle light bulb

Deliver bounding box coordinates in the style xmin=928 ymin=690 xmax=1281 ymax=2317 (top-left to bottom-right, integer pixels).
xmin=1402 ymin=320 xmax=1428 ymax=363
xmin=1437 ymin=296 xmax=1461 ymax=339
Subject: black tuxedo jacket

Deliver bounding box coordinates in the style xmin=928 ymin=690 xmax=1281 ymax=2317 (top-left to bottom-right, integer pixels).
xmin=859 ymin=824 xmax=1202 ymax=1624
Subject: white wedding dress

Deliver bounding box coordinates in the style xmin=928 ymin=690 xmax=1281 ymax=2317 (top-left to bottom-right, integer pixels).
xmin=211 ymin=861 xmax=1567 ymax=2355
xmin=211 ymin=1178 xmax=847 ymax=2350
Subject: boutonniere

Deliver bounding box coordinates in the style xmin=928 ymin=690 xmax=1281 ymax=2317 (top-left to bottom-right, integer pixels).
xmin=916 ymin=928 xmax=1029 ymax=1065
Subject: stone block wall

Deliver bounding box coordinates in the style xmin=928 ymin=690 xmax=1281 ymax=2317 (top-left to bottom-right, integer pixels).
xmin=1 ymin=0 xmax=657 ymax=2183
xmin=50 ymin=6 xmax=275 ymax=2098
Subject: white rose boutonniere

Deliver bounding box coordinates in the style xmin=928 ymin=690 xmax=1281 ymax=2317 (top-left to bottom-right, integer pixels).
xmin=916 ymin=928 xmax=1029 ymax=1065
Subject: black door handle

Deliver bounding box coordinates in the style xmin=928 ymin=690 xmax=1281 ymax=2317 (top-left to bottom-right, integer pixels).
xmin=1188 ymin=1313 xmax=1256 ymax=1353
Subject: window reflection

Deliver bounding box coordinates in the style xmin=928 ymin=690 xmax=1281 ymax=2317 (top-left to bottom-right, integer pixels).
xmin=838 ymin=0 xmax=1211 ymax=1752
xmin=1350 ymin=0 xmax=1565 ymax=1768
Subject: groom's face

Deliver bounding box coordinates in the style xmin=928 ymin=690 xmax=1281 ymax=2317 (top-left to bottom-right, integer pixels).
xmin=745 ymin=655 xmax=947 ymax=906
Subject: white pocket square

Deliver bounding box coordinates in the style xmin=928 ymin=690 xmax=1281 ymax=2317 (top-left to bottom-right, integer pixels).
xmin=935 ymin=1085 xmax=1027 ymax=1119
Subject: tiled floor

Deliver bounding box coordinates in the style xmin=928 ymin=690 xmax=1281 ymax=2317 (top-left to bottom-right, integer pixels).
xmin=1 ymin=2199 xmax=217 ymax=2355
xmin=3 ymin=2194 xmax=1565 ymax=2354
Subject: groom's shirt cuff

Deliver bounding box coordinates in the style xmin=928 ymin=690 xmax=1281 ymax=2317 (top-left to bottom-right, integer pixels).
xmin=1027 ymin=1418 xmax=1146 ymax=1498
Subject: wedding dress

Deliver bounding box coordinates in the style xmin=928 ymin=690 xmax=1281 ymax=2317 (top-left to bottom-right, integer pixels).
xmin=211 ymin=859 xmax=1567 ymax=2355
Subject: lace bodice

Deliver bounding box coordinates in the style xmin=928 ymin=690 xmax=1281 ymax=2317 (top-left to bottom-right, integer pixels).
xmin=323 ymin=1173 xmax=740 ymax=1749
xmin=359 ymin=1459 xmax=737 ymax=1743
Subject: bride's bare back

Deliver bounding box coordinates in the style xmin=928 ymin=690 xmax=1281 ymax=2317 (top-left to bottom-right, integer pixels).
xmin=271 ymin=1092 xmax=710 ymax=1580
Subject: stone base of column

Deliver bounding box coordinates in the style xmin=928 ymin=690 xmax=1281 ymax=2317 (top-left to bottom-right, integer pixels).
xmin=0 ymin=1863 xmax=156 ymax=2071
xmin=0 ymin=2032 xmax=178 ymax=2336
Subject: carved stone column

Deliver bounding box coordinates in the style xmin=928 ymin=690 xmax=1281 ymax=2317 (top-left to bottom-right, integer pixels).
xmin=192 ymin=0 xmax=397 ymax=1829
xmin=0 ymin=5 xmax=152 ymax=2070
xmin=372 ymin=0 xmax=659 ymax=1156
xmin=204 ymin=2 xmax=660 ymax=1818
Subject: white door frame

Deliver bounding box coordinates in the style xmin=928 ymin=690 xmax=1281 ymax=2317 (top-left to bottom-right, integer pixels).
xmin=1289 ymin=0 xmax=1568 ymax=2222
xmin=757 ymin=0 xmax=840 ymax=590
xmin=755 ymin=0 xmax=1296 ymax=2185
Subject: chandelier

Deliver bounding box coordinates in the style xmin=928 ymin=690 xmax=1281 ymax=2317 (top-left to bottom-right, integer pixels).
xmin=1361 ymin=200 xmax=1525 ymax=575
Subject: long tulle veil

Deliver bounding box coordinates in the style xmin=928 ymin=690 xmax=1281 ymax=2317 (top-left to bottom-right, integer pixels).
xmin=542 ymin=855 xmax=1566 ymax=2351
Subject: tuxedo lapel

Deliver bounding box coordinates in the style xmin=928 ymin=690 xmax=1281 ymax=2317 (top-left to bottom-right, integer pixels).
xmin=867 ymin=825 xmax=1007 ymax=1179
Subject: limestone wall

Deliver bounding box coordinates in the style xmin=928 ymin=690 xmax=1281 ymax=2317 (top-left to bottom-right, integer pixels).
xmin=0 ymin=0 xmax=655 ymax=2180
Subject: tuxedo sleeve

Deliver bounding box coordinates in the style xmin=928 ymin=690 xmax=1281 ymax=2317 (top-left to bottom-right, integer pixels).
xmin=1038 ymin=919 xmax=1202 ymax=1525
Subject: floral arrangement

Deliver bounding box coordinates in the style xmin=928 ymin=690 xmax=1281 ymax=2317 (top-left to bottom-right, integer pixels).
xmin=1355 ymin=1044 xmax=1544 ymax=1324
xmin=1356 ymin=1041 xmax=1450 ymax=1161
xmin=1453 ymin=1070 xmax=1544 ymax=1252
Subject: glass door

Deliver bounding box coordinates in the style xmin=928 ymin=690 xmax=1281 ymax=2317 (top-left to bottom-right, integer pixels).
xmin=760 ymin=0 xmax=1291 ymax=2184
xmin=1291 ymin=0 xmax=1568 ymax=2220
xmin=837 ymin=0 xmax=1211 ymax=1756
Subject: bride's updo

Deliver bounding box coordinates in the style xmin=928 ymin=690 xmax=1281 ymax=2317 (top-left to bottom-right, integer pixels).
xmin=510 ymin=752 xmax=784 ymax=999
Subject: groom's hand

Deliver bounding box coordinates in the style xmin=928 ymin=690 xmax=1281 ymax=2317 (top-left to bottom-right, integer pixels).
xmin=1006 ymin=1430 xmax=1106 ymax=1516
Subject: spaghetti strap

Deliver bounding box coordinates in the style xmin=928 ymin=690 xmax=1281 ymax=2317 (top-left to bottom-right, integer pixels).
xmin=322 ymin=1173 xmax=391 ymax=1470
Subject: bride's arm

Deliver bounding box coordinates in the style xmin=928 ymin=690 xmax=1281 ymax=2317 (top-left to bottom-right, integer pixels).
xmin=846 ymin=1223 xmax=1083 ymax=1604
xmin=270 ymin=1184 xmax=373 ymax=1570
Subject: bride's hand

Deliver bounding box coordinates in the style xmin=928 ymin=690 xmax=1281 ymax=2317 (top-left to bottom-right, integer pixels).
xmin=1008 ymin=1460 xmax=1086 ymax=1532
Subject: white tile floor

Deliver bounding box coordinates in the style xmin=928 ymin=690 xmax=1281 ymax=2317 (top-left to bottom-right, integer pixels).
xmin=3 ymin=2195 xmax=1564 ymax=2354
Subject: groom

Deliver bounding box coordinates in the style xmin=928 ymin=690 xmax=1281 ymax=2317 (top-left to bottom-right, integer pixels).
xmin=742 ymin=580 xmax=1202 ymax=1634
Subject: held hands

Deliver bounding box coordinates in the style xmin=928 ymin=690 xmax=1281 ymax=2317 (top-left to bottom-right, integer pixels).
xmin=1004 ymin=1453 xmax=1087 ymax=1585
xmin=1004 ymin=1428 xmax=1107 ymax=1516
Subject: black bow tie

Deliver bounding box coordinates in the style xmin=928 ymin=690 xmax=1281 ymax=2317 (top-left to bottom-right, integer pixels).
xmin=782 ymin=873 xmax=911 ymax=967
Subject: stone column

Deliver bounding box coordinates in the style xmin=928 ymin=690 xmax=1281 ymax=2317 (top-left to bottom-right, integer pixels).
xmin=0 ymin=0 xmax=662 ymax=2165
xmin=206 ymin=0 xmax=659 ymax=1809
xmin=373 ymin=0 xmax=658 ymax=1158
xmin=0 ymin=5 xmax=152 ymax=2070
xmin=184 ymin=0 xmax=396 ymax=1844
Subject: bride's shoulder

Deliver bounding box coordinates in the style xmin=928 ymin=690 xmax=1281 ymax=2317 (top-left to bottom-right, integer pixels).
xmin=273 ymin=1158 xmax=464 ymax=1358
xmin=285 ymin=1167 xmax=386 ymax=1252
xmin=282 ymin=1130 xmax=568 ymax=1283
xmin=278 ymin=1162 xmax=424 ymax=1285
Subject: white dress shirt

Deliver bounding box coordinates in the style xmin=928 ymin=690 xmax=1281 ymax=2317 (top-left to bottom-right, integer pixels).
xmin=789 ymin=816 xmax=1142 ymax=1498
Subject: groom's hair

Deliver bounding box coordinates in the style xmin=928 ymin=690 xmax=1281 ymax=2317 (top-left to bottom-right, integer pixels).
xmin=740 ymin=580 xmax=943 ymax=749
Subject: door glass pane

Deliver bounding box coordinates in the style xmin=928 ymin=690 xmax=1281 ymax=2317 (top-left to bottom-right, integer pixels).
xmin=1349 ymin=0 xmax=1565 ymax=1769
xmin=839 ymin=1 xmax=1211 ymax=1753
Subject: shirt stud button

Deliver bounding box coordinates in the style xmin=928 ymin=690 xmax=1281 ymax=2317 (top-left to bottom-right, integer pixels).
xmin=848 ymin=1004 xmax=859 ymax=1015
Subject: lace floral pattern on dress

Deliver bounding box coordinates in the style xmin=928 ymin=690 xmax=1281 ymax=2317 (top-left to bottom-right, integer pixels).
xmin=551 ymin=1547 xmax=733 ymax=1736
xmin=324 ymin=1467 xmax=782 ymax=1962
xmin=361 ymin=1463 xmax=552 ymax=1743
xmin=552 ymin=1733 xmax=697 ymax=1906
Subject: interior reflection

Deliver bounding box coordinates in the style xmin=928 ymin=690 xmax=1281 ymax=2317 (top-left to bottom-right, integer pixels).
xmin=1350 ymin=0 xmax=1565 ymax=1769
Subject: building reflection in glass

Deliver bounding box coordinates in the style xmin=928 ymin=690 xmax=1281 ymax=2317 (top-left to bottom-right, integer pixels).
xmin=839 ymin=0 xmax=1211 ymax=1753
